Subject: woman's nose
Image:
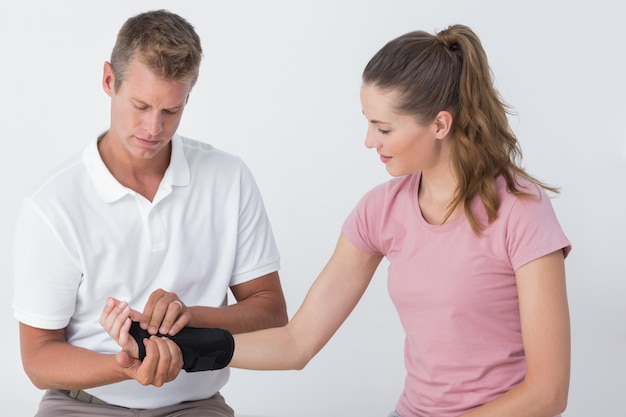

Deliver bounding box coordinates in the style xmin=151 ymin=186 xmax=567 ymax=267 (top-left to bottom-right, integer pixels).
xmin=364 ymin=128 xmax=378 ymax=149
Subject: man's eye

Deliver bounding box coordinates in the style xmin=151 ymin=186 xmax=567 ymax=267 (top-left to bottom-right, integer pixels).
xmin=163 ymin=109 xmax=179 ymax=115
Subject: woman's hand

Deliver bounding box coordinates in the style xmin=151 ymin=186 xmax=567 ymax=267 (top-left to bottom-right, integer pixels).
xmin=100 ymin=297 xmax=140 ymax=358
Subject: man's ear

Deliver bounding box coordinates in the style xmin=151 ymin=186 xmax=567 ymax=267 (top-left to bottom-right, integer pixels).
xmin=102 ymin=61 xmax=116 ymax=97
xmin=434 ymin=110 xmax=453 ymax=139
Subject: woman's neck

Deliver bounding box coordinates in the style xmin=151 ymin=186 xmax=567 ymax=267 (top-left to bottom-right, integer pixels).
xmin=418 ymin=163 xmax=461 ymax=225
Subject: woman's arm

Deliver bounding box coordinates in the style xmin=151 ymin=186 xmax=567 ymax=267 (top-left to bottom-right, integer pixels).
xmin=100 ymin=233 xmax=382 ymax=370
xmin=230 ymin=233 xmax=383 ymax=370
xmin=460 ymin=249 xmax=570 ymax=417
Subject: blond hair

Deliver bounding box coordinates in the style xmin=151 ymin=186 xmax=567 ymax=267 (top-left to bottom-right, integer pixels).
xmin=110 ymin=9 xmax=203 ymax=91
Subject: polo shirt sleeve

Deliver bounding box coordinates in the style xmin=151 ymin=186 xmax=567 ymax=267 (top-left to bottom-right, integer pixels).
xmin=229 ymin=163 xmax=280 ymax=286
xmin=12 ymin=199 xmax=82 ymax=329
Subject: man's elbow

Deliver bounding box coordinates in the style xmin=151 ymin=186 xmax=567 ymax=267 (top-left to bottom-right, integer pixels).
xmin=273 ymin=310 xmax=288 ymax=327
xmin=23 ymin=366 xmax=52 ymax=390
xmin=266 ymin=300 xmax=288 ymax=328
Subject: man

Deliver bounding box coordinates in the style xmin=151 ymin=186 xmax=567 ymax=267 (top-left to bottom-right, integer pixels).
xmin=13 ymin=9 xmax=287 ymax=416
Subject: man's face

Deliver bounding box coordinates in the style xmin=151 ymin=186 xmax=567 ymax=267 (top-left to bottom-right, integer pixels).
xmin=103 ymin=58 xmax=193 ymax=162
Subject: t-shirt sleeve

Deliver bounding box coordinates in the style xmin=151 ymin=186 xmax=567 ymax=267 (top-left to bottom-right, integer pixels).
xmin=341 ymin=184 xmax=386 ymax=256
xmin=506 ymin=188 xmax=571 ymax=271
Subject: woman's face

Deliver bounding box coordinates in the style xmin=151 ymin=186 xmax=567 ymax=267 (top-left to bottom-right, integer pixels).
xmin=360 ymin=83 xmax=450 ymax=177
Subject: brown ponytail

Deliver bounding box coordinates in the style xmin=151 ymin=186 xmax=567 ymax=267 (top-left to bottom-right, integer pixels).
xmin=363 ymin=24 xmax=557 ymax=234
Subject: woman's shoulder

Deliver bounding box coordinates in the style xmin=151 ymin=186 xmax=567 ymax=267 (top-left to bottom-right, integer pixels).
xmin=497 ymin=173 xmax=548 ymax=203
xmin=495 ymin=173 xmax=561 ymax=226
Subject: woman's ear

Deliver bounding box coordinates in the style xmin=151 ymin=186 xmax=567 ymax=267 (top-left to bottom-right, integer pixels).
xmin=434 ymin=110 xmax=453 ymax=139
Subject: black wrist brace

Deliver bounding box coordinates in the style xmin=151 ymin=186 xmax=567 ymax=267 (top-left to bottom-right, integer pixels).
xmin=129 ymin=321 xmax=234 ymax=372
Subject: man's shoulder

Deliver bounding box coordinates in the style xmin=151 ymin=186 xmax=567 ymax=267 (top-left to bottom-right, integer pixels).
xmin=178 ymin=136 xmax=230 ymax=156
xmin=177 ymin=135 xmax=244 ymax=169
xmin=29 ymin=151 xmax=86 ymax=196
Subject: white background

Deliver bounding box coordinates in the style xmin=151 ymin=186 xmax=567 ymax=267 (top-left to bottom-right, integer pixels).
xmin=1 ymin=1 xmax=624 ymax=416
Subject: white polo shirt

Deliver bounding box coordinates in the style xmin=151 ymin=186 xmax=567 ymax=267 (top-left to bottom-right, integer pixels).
xmin=13 ymin=134 xmax=280 ymax=409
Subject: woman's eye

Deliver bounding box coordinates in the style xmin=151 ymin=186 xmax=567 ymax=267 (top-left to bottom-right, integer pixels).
xmin=378 ymin=129 xmax=390 ymax=135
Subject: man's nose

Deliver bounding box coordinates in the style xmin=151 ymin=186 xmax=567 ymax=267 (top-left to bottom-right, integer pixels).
xmin=145 ymin=111 xmax=163 ymax=136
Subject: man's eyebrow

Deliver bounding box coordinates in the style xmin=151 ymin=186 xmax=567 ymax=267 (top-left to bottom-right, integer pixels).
xmin=130 ymin=98 xmax=185 ymax=111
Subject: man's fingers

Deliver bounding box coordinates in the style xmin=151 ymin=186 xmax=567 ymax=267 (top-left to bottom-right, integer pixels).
xmin=135 ymin=338 xmax=157 ymax=385
xmin=163 ymin=337 xmax=184 ymax=376
xmin=151 ymin=337 xmax=172 ymax=387
xmin=140 ymin=289 xmax=161 ymax=332
xmin=159 ymin=300 xmax=186 ymax=335
xmin=118 ymin=317 xmax=141 ymax=357
xmin=141 ymin=289 xmax=186 ymax=335
xmin=137 ymin=336 xmax=182 ymax=386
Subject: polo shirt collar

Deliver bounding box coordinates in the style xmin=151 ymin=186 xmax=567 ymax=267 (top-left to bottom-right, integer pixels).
xmin=84 ymin=133 xmax=190 ymax=203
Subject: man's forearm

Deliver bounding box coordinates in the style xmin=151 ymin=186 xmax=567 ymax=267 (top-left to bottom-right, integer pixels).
xmin=187 ymin=297 xmax=287 ymax=334
xmin=22 ymin=340 xmax=127 ymax=390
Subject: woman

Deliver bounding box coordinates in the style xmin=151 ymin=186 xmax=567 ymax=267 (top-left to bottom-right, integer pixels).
xmin=102 ymin=24 xmax=571 ymax=417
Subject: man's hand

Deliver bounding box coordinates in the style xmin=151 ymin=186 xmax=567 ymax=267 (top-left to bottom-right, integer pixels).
xmin=116 ymin=336 xmax=183 ymax=386
xmin=101 ymin=297 xmax=184 ymax=385
xmin=141 ymin=289 xmax=190 ymax=336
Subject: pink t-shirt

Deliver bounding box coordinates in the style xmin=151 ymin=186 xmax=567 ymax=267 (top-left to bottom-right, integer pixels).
xmin=342 ymin=173 xmax=570 ymax=417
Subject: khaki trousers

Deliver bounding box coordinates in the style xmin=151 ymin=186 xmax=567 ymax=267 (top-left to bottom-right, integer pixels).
xmin=34 ymin=389 xmax=235 ymax=417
